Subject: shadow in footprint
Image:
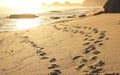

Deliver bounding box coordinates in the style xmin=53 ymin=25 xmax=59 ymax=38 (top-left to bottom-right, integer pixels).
xmin=80 ymin=59 xmax=87 ymax=63
xmin=72 ymin=55 xmax=81 ymax=60
xmin=41 ymin=57 xmax=49 ymax=60
xmin=48 ymin=64 xmax=59 ymax=69
xmin=49 ymin=58 xmax=56 ymax=62
xmin=49 ymin=69 xmax=62 ymax=75
xmin=40 ymin=52 xmax=46 ymax=56
xmin=76 ymin=64 xmax=85 ymax=70
xmin=95 ymin=60 xmax=105 ymax=67
xmin=90 ymin=56 xmax=98 ymax=61
xmin=92 ymin=50 xmax=100 ymax=55
xmin=83 ymin=42 xmax=90 ymax=45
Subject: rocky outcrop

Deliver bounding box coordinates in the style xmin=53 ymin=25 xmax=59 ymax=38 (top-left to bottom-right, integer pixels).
xmin=7 ymin=14 xmax=39 ymax=19
xmin=104 ymin=0 xmax=120 ymax=13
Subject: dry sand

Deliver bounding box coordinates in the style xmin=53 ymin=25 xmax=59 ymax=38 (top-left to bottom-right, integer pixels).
xmin=0 ymin=13 xmax=120 ymax=75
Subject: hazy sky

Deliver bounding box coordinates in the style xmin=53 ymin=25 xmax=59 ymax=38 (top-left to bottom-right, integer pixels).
xmin=42 ymin=0 xmax=85 ymax=4
xmin=0 ymin=0 xmax=85 ymax=14
xmin=0 ymin=0 xmax=85 ymax=6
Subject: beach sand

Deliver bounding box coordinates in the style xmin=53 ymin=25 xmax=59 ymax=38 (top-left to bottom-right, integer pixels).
xmin=0 ymin=13 xmax=120 ymax=75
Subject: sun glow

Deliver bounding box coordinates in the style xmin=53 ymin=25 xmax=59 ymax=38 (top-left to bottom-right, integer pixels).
xmin=15 ymin=19 xmax=40 ymax=30
xmin=6 ymin=0 xmax=43 ymax=14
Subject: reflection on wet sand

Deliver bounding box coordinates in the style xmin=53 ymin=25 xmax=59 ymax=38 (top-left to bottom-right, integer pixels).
xmin=15 ymin=19 xmax=40 ymax=29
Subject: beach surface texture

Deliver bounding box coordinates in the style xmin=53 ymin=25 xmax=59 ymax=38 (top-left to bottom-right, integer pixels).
xmin=0 ymin=13 xmax=120 ymax=75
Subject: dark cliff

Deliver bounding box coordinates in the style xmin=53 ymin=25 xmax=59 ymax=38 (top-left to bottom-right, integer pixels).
xmin=104 ymin=0 xmax=120 ymax=13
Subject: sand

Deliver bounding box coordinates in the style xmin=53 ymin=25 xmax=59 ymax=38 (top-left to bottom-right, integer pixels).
xmin=0 ymin=13 xmax=120 ymax=75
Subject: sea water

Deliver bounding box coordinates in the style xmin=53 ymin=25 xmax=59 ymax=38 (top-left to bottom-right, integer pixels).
xmin=0 ymin=7 xmax=97 ymax=32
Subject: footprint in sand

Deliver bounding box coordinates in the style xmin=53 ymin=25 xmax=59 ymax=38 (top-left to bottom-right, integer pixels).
xmin=49 ymin=69 xmax=62 ymax=75
xmin=49 ymin=58 xmax=56 ymax=62
xmin=85 ymin=45 xmax=95 ymax=50
xmin=90 ymin=56 xmax=98 ymax=61
xmin=95 ymin=60 xmax=105 ymax=67
xmin=79 ymin=31 xmax=85 ymax=34
xmin=72 ymin=55 xmax=82 ymax=60
xmin=36 ymin=47 xmax=44 ymax=53
xmin=83 ymin=42 xmax=90 ymax=46
xmin=89 ymin=39 xmax=95 ymax=41
xmin=88 ymin=27 xmax=92 ymax=30
xmin=0 ymin=39 xmax=4 ymax=45
xmin=89 ymin=45 xmax=96 ymax=51
xmin=98 ymin=43 xmax=104 ymax=46
xmin=40 ymin=57 xmax=49 ymax=60
xmin=72 ymin=30 xmax=79 ymax=33
xmin=89 ymin=68 xmax=103 ymax=74
xmin=87 ymin=60 xmax=105 ymax=73
xmin=80 ymin=59 xmax=88 ymax=63
xmin=88 ymin=65 xmax=104 ymax=74
xmin=63 ymin=27 xmax=67 ymax=30
xmin=104 ymin=73 xmax=120 ymax=75
xmin=76 ymin=63 xmax=85 ymax=70
xmin=48 ymin=64 xmax=59 ymax=69
xmin=8 ymin=50 xmax=14 ymax=55
xmin=117 ymin=22 xmax=120 ymax=25
xmin=83 ymin=38 xmax=89 ymax=41
xmin=22 ymin=36 xmax=29 ymax=38
xmin=85 ymin=34 xmax=92 ymax=37
xmin=39 ymin=52 xmax=46 ymax=56
xmin=92 ymin=50 xmax=101 ymax=55
xmin=83 ymin=49 xmax=91 ymax=54
xmin=83 ymin=26 xmax=88 ymax=29
xmin=20 ymin=36 xmax=48 ymax=58
xmin=88 ymin=65 xmax=96 ymax=70
xmin=105 ymin=37 xmax=110 ymax=40
xmin=75 ymin=26 xmax=81 ymax=29
xmin=94 ymin=40 xmax=103 ymax=44
xmin=36 ymin=50 xmax=42 ymax=54
xmin=31 ymin=42 xmax=38 ymax=47
xmin=52 ymin=24 xmax=109 ymax=74
xmin=98 ymin=35 xmax=105 ymax=39
xmin=94 ymin=29 xmax=99 ymax=34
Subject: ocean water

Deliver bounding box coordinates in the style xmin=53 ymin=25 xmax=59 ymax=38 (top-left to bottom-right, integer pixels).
xmin=0 ymin=7 xmax=97 ymax=32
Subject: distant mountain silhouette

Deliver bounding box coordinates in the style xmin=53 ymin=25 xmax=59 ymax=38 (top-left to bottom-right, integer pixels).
xmin=51 ymin=2 xmax=63 ymax=6
xmin=42 ymin=1 xmax=81 ymax=7
xmin=81 ymin=0 xmax=107 ymax=6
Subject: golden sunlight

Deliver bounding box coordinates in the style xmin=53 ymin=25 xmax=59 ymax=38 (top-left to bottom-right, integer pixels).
xmin=7 ymin=0 xmax=43 ymax=13
xmin=1 ymin=0 xmax=85 ymax=14
xmin=16 ymin=19 xmax=40 ymax=29
xmin=42 ymin=0 xmax=85 ymax=4
xmin=3 ymin=0 xmax=85 ymax=8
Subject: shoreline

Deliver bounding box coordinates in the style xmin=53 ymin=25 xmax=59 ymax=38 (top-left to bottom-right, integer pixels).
xmin=0 ymin=7 xmax=104 ymax=32
xmin=0 ymin=13 xmax=120 ymax=75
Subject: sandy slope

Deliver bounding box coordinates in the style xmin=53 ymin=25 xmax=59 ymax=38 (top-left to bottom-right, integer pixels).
xmin=0 ymin=14 xmax=120 ymax=75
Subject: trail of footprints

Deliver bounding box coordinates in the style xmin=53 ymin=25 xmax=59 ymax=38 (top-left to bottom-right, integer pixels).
xmin=52 ymin=24 xmax=118 ymax=75
xmin=0 ymin=23 xmax=118 ymax=75
xmin=20 ymin=36 xmax=62 ymax=75
xmin=19 ymin=23 xmax=119 ymax=75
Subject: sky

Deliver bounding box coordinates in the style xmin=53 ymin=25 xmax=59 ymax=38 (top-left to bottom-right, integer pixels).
xmin=0 ymin=0 xmax=85 ymax=12
xmin=42 ymin=0 xmax=85 ymax=4
xmin=0 ymin=0 xmax=85 ymax=6
xmin=0 ymin=0 xmax=85 ymax=17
